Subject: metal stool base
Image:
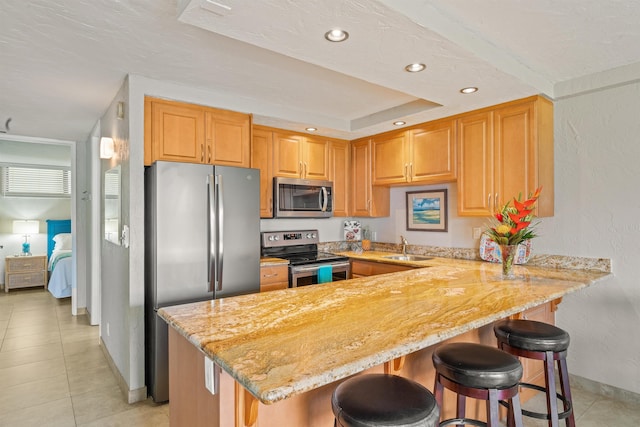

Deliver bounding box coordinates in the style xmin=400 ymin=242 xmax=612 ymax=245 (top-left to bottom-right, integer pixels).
xmin=500 ymin=382 xmax=573 ymax=421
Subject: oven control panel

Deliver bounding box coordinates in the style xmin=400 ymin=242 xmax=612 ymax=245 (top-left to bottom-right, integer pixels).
xmin=261 ymin=230 xmax=319 ymax=248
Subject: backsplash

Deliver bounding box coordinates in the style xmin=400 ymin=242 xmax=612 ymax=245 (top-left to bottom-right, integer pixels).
xmin=319 ymin=241 xmax=612 ymax=273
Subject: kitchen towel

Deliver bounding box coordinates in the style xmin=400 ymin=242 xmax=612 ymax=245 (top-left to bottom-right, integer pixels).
xmin=317 ymin=265 xmax=333 ymax=284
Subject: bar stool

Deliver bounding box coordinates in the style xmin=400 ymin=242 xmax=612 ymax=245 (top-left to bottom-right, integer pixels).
xmin=332 ymin=373 xmax=440 ymax=426
xmin=432 ymin=342 xmax=524 ymax=427
xmin=494 ymin=319 xmax=575 ymax=427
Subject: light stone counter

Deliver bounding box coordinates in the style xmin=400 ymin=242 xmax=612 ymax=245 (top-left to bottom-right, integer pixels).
xmin=159 ymin=257 xmax=610 ymax=405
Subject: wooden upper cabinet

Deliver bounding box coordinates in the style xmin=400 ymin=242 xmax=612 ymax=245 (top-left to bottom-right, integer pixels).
xmin=273 ymin=132 xmax=303 ymax=177
xmin=144 ymin=96 xmax=251 ymax=167
xmin=372 ymin=119 xmax=456 ymax=186
xmin=372 ymin=131 xmax=409 ymax=185
xmin=272 ymin=132 xmax=329 ymax=180
xmin=303 ymin=136 xmax=330 ymax=180
xmin=457 ymin=111 xmax=493 ymax=216
xmin=457 ymin=95 xmax=554 ymax=217
xmin=148 ymin=98 xmax=205 ymax=164
xmin=251 ymin=127 xmax=274 ymax=218
xmin=351 ymin=138 xmax=389 ymax=217
xmin=205 ymin=109 xmax=251 ymax=167
xmin=409 ymin=119 xmax=457 ymax=184
xmin=329 ymin=139 xmax=350 ymax=217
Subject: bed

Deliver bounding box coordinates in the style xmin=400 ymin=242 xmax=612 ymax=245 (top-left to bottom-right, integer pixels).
xmin=46 ymin=219 xmax=73 ymax=298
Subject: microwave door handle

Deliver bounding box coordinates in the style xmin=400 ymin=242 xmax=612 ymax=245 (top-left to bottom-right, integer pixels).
xmin=207 ymin=175 xmax=216 ymax=292
xmin=321 ymin=186 xmax=328 ymax=212
xmin=216 ymin=174 xmax=224 ymax=292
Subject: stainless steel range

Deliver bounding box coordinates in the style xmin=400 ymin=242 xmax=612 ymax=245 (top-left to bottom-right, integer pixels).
xmin=261 ymin=230 xmax=350 ymax=287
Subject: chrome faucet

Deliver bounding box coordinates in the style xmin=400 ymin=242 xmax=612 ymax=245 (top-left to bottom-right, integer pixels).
xmin=400 ymin=235 xmax=408 ymax=256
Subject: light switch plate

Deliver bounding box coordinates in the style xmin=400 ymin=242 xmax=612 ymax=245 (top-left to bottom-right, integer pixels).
xmin=473 ymin=227 xmax=482 ymax=239
xmin=204 ymin=357 xmax=219 ymax=394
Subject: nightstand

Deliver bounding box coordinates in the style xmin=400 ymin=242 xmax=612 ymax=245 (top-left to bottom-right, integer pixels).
xmin=4 ymin=255 xmax=48 ymax=293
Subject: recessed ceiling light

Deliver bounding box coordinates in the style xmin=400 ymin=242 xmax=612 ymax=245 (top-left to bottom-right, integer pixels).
xmin=305 ymin=127 xmax=317 ymax=132
xmin=393 ymin=121 xmax=406 ymax=126
xmin=404 ymin=63 xmax=426 ymax=73
xmin=324 ymin=29 xmax=349 ymax=42
xmin=460 ymin=87 xmax=478 ymax=94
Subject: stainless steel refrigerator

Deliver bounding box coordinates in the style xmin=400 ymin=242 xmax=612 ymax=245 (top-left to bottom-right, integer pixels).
xmin=144 ymin=161 xmax=260 ymax=402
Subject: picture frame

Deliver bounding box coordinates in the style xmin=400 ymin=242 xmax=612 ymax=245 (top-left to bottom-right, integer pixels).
xmin=406 ymin=189 xmax=448 ymax=232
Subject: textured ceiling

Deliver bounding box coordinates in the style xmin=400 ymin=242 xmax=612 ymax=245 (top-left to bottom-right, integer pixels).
xmin=1 ymin=0 xmax=640 ymax=142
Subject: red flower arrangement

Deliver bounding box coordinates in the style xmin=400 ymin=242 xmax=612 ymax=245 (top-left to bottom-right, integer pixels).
xmin=485 ymin=187 xmax=542 ymax=246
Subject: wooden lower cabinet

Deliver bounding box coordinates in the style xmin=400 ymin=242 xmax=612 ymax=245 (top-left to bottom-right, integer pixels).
xmin=168 ymin=301 xmax=558 ymax=427
xmin=259 ymin=264 xmax=288 ymax=292
xmin=350 ymin=259 xmax=413 ymax=278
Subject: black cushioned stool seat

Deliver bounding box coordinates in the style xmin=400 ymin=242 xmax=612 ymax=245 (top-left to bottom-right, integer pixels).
xmin=494 ymin=319 xmax=576 ymax=427
xmin=432 ymin=342 xmax=524 ymax=427
xmin=332 ymin=374 xmax=439 ymax=427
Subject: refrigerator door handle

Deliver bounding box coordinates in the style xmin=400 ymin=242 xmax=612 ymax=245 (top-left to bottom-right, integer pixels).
xmin=207 ymin=174 xmax=216 ymax=293
xmin=216 ymin=174 xmax=224 ymax=292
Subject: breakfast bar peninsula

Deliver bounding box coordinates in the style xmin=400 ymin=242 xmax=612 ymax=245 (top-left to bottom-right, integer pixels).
xmin=158 ymin=256 xmax=610 ymax=427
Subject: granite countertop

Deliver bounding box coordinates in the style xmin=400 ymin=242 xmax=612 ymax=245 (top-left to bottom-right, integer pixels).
xmin=260 ymin=257 xmax=289 ymax=266
xmin=159 ymin=256 xmax=611 ymax=405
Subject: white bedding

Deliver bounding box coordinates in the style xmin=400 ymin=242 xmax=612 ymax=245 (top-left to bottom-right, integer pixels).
xmin=48 ymin=250 xmax=73 ymax=298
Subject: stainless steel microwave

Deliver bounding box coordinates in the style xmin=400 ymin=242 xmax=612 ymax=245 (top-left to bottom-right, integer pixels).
xmin=273 ymin=177 xmax=333 ymax=218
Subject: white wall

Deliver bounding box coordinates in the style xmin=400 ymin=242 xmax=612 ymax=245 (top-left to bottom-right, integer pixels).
xmin=537 ymin=82 xmax=639 ymax=394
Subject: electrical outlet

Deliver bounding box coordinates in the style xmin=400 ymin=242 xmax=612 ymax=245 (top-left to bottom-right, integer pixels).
xmin=473 ymin=227 xmax=482 ymax=239
xmin=106 ymin=322 xmax=110 ymax=337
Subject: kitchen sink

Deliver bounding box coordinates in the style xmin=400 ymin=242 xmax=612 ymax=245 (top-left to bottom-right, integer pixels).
xmin=383 ymin=255 xmax=433 ymax=262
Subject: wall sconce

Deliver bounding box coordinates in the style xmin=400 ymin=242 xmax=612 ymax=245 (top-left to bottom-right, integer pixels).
xmin=100 ymin=137 xmax=115 ymax=159
xmin=13 ymin=220 xmax=39 ymax=256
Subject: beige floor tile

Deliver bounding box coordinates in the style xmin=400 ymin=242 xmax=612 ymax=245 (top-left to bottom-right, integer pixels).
xmin=60 ymin=327 xmax=99 ymax=344
xmin=71 ymin=385 xmax=141 ymax=425
xmin=63 ymin=337 xmax=101 ymax=356
xmin=4 ymin=321 xmax=61 ymax=338
xmin=77 ymin=402 xmax=170 ymax=427
xmin=68 ymin=363 xmax=120 ymax=396
xmin=575 ymin=397 xmax=640 ymax=426
xmin=0 ymin=341 xmax=63 ymax=369
xmin=0 ymin=310 xmax=13 ymax=322
xmin=64 ymin=344 xmax=107 ymax=371
xmin=0 ymin=356 xmax=66 ymax=388
xmin=0 ymin=329 xmax=62 ymax=352
xmin=0 ymin=373 xmax=70 ymax=414
xmin=0 ymin=397 xmax=76 ymax=427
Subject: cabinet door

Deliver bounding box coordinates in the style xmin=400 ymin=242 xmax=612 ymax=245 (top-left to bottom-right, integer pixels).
xmin=252 ymin=128 xmax=274 ymax=218
xmin=457 ymin=111 xmax=493 ymax=216
xmin=410 ymin=119 xmax=456 ymax=184
xmin=372 ymin=132 xmax=408 ymax=185
xmin=151 ymin=100 xmax=205 ymax=163
xmin=303 ymin=137 xmax=330 ymax=180
xmin=273 ymin=133 xmax=303 ymax=177
xmin=351 ymin=139 xmax=389 ymax=217
xmin=330 ymin=140 xmax=350 ymax=217
xmin=205 ymin=109 xmax=251 ymax=167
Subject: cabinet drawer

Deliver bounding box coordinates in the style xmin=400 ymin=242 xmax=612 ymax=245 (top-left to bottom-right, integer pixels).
xmin=7 ymin=271 xmax=46 ymax=287
xmin=6 ymin=257 xmax=46 ymax=272
xmin=260 ymin=265 xmax=288 ymax=285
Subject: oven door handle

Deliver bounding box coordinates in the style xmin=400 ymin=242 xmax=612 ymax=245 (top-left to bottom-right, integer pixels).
xmin=290 ymin=261 xmax=350 ymax=273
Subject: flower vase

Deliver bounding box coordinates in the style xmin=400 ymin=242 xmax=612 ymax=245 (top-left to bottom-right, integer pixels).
xmin=499 ymin=244 xmax=518 ymax=278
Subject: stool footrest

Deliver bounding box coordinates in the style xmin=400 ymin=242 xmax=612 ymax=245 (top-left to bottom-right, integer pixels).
xmin=440 ymin=418 xmax=487 ymax=426
xmin=499 ymin=382 xmax=573 ymax=421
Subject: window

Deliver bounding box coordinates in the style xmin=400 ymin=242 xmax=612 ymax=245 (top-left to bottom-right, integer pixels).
xmin=1 ymin=165 xmax=72 ymax=197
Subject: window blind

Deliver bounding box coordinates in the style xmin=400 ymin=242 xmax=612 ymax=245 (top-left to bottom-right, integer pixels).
xmin=1 ymin=165 xmax=71 ymax=197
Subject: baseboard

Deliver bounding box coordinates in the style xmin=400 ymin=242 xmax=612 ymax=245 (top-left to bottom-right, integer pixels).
xmin=76 ymin=307 xmax=87 ymax=316
xmin=570 ymin=373 xmax=640 ymax=404
xmin=99 ymin=337 xmax=148 ymax=404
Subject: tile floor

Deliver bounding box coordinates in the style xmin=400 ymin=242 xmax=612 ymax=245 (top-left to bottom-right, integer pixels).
xmin=0 ymin=288 xmax=169 ymax=426
xmin=1 ymin=287 xmax=639 ymax=426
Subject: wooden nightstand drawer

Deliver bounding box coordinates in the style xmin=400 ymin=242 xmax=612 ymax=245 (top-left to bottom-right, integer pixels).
xmin=4 ymin=255 xmax=48 ymax=293
xmin=7 ymin=271 xmax=46 ymax=287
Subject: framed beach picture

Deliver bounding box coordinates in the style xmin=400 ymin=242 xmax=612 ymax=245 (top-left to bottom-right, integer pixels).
xmin=406 ymin=189 xmax=448 ymax=232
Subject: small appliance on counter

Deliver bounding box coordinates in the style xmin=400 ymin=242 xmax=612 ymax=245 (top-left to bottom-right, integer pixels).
xmin=261 ymin=230 xmax=350 ymax=287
